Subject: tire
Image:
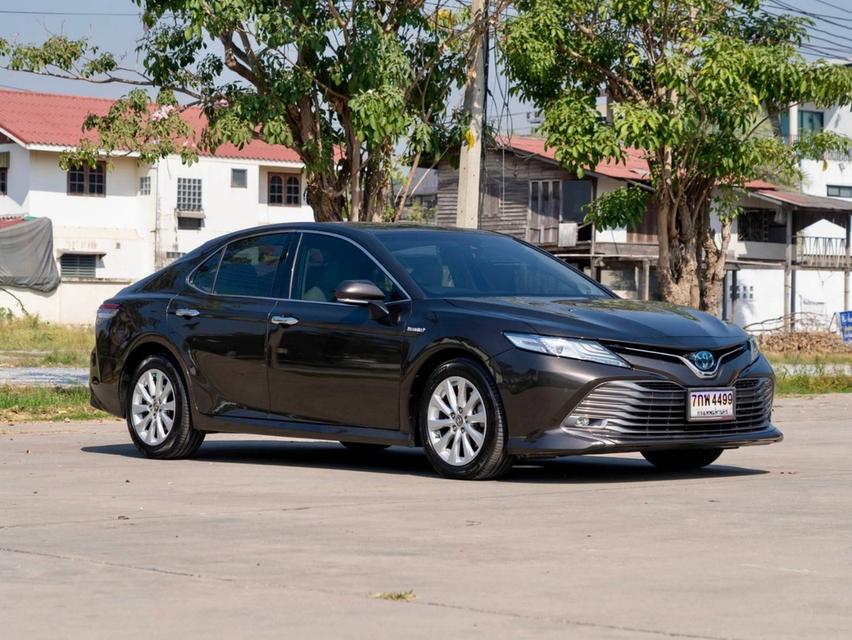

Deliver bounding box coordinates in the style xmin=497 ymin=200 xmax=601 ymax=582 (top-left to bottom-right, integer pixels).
xmin=419 ymin=358 xmax=513 ymax=480
xmin=340 ymin=442 xmax=390 ymax=453
xmin=641 ymin=448 xmax=723 ymax=471
xmin=126 ymin=355 xmax=205 ymax=459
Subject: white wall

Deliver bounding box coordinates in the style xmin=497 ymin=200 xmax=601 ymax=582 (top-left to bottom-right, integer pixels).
xmin=796 ymin=102 xmax=852 ymax=199
xmin=1 ymin=281 xmax=128 ymax=325
xmin=0 ymin=143 xmax=31 ymax=216
xmin=730 ymin=268 xmax=786 ymax=328
xmin=154 ymin=155 xmax=313 ymax=257
xmin=795 ymin=269 xmax=848 ymax=328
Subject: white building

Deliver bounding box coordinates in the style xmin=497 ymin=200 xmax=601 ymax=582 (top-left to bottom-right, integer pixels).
xmin=727 ymin=91 xmax=852 ymax=331
xmin=0 ymin=89 xmax=313 ymax=324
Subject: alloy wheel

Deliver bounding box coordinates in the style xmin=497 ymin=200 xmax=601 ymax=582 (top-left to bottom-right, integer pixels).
xmin=426 ymin=376 xmax=488 ymax=466
xmin=131 ymin=368 xmax=177 ymax=446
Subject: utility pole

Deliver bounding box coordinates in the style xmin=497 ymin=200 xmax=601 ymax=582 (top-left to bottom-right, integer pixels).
xmin=456 ymin=0 xmax=488 ymax=229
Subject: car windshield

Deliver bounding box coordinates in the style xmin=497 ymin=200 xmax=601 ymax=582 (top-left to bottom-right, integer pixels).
xmin=375 ymin=229 xmax=611 ymax=299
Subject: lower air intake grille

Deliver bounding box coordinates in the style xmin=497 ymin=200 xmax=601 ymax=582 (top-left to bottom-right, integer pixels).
xmin=568 ymin=378 xmax=773 ymax=437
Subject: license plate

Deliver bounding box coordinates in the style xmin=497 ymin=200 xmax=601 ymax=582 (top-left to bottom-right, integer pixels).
xmin=688 ymin=388 xmax=736 ymax=421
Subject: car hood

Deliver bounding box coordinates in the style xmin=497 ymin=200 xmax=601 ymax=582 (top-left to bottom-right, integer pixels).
xmin=445 ymin=297 xmax=746 ymax=349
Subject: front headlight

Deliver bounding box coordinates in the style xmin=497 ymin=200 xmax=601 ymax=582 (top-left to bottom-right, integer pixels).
xmin=748 ymin=335 xmax=761 ymax=363
xmin=504 ymin=332 xmax=630 ymax=368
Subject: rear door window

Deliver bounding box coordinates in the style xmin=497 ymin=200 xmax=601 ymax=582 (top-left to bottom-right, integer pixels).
xmin=210 ymin=234 xmax=290 ymax=298
xmin=191 ymin=249 xmax=222 ymax=293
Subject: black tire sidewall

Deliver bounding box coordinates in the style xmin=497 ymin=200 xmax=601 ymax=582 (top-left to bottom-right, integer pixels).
xmin=419 ymin=358 xmax=509 ymax=479
xmin=126 ymin=355 xmax=190 ymax=457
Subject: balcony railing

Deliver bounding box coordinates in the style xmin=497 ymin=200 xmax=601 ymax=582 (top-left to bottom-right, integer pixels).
xmin=796 ymin=235 xmax=850 ymax=268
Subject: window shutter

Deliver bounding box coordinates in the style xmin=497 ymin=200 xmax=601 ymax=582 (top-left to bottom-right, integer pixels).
xmin=0 ymin=151 xmax=10 ymax=169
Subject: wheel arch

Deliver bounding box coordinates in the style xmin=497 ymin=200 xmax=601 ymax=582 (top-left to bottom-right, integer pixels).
xmin=402 ymin=341 xmax=500 ymax=447
xmin=119 ymin=336 xmax=191 ymax=418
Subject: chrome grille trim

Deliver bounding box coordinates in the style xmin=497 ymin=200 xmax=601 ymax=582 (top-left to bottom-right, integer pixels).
xmin=568 ymin=378 xmax=773 ymax=437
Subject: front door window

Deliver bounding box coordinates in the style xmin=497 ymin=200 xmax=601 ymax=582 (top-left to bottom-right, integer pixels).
xmin=291 ymin=233 xmax=399 ymax=302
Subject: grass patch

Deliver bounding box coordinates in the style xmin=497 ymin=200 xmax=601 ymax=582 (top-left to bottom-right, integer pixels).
xmin=369 ymin=590 xmax=416 ymax=602
xmin=775 ymin=373 xmax=852 ymax=396
xmin=767 ymin=352 xmax=852 ymax=366
xmin=0 ymin=316 xmax=93 ymax=368
xmin=0 ymin=385 xmax=107 ymax=422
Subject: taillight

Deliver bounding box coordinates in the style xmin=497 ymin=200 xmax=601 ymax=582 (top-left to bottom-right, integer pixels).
xmin=97 ymin=302 xmax=121 ymax=322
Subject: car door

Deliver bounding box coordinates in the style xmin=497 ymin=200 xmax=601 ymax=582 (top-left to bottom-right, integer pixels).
xmin=168 ymin=232 xmax=292 ymax=421
xmin=267 ymin=232 xmax=409 ymax=430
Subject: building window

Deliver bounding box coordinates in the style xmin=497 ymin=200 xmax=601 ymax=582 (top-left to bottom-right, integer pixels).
xmin=737 ymin=210 xmax=786 ymax=243
xmin=269 ymin=174 xmax=301 ymax=206
xmin=231 ymin=168 xmax=247 ymax=189
xmin=60 ymin=254 xmax=97 ymax=279
xmin=67 ymin=162 xmax=106 ymax=196
xmin=0 ymin=167 xmax=6 ymax=195
xmin=799 ymin=110 xmax=824 ymax=133
xmin=139 ymin=176 xmax=151 ymax=195
xmin=177 ymin=216 xmax=204 ymax=231
xmin=176 ymin=177 xmax=203 ymax=211
xmin=827 ymin=185 xmax=852 ymax=199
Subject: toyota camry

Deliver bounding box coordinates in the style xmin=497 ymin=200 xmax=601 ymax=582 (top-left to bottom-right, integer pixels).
xmin=90 ymin=223 xmax=781 ymax=480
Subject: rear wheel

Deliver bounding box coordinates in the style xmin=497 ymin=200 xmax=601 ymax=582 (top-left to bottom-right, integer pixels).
xmin=641 ymin=448 xmax=723 ymax=471
xmin=340 ymin=442 xmax=390 ymax=453
xmin=126 ymin=355 xmax=204 ymax=459
xmin=419 ymin=358 xmax=512 ymax=480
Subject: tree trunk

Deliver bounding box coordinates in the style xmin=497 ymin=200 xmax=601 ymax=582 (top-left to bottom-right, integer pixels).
xmin=305 ymin=175 xmax=346 ymax=222
xmin=654 ymin=194 xmax=698 ymax=307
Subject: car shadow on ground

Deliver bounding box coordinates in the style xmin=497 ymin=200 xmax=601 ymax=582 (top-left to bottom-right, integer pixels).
xmin=81 ymin=439 xmax=769 ymax=484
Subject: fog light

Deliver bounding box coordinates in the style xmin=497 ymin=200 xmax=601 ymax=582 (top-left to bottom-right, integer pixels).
xmin=575 ymin=416 xmax=590 ymax=427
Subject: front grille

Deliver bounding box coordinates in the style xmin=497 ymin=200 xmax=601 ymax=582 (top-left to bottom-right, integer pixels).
xmin=568 ymin=378 xmax=773 ymax=438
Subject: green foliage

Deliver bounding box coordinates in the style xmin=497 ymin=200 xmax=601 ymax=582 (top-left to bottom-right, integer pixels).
xmin=503 ymin=0 xmax=852 ymax=307
xmin=504 ymin=1 xmax=852 ymax=220
xmin=0 ymin=0 xmax=473 ymax=220
xmin=583 ymin=186 xmax=649 ymax=230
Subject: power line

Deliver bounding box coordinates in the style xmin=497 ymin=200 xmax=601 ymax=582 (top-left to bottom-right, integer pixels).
xmin=810 ymin=0 xmax=852 ymax=16
xmin=0 ymin=10 xmax=140 ymax=17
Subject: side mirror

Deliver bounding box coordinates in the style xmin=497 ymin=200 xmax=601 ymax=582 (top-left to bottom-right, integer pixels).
xmin=334 ymin=280 xmax=390 ymax=320
xmin=335 ymin=280 xmax=385 ymax=304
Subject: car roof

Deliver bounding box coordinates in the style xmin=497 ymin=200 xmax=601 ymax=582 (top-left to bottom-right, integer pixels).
xmin=228 ymin=221 xmax=496 ymax=239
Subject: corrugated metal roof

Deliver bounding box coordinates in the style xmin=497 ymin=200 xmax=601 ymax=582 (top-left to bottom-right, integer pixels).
xmin=751 ymin=189 xmax=852 ymax=211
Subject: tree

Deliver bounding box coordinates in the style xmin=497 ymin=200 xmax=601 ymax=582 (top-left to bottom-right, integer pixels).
xmin=503 ymin=0 xmax=852 ymax=312
xmin=0 ymin=0 xmax=486 ymax=221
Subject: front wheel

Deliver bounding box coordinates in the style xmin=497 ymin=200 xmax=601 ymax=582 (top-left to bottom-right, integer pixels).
xmin=641 ymin=448 xmax=723 ymax=471
xmin=419 ymin=358 xmax=513 ymax=480
xmin=126 ymin=355 xmax=204 ymax=459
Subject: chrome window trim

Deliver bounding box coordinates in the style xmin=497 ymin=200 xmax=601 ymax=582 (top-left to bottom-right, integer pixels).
xmin=289 ymin=230 xmax=412 ymax=303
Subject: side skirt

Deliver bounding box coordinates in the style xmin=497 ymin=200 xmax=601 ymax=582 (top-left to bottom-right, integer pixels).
xmin=193 ymin=413 xmax=413 ymax=447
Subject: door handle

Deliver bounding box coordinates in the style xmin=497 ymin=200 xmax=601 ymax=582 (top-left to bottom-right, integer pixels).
xmin=271 ymin=315 xmax=299 ymax=326
xmin=174 ymin=308 xmax=200 ymax=318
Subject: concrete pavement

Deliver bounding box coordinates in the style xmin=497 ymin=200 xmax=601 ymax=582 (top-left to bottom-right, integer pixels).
xmin=1 ymin=395 xmax=851 ymax=639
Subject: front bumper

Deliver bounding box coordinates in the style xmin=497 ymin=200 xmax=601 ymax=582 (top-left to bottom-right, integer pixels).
xmin=509 ymin=423 xmax=783 ymax=457
xmin=494 ymin=346 xmax=782 ymax=456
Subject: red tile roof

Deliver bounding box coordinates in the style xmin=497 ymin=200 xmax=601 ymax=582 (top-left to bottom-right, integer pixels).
xmin=496 ymin=135 xmax=776 ymax=190
xmin=0 ymin=89 xmax=301 ymax=164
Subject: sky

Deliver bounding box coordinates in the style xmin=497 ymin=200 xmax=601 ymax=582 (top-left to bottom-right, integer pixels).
xmin=0 ymin=0 xmax=849 ymax=138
